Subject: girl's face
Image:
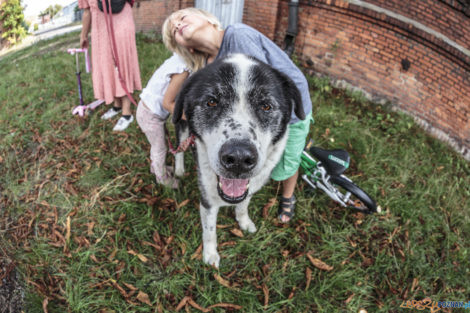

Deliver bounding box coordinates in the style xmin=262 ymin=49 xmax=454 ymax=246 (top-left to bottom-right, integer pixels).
xmin=171 ymin=13 xmax=210 ymax=48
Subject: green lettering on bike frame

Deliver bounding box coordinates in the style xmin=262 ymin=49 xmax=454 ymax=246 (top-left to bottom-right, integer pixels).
xmin=328 ymin=155 xmax=349 ymax=168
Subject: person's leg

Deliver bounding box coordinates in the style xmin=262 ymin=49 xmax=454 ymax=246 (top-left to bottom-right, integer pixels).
xmin=113 ymin=96 xmax=134 ymax=131
xmin=271 ymin=113 xmax=312 ymax=223
xmin=121 ymin=95 xmax=131 ymax=116
xmin=101 ymin=97 xmax=122 ymax=120
xmin=136 ymin=102 xmax=178 ymax=188
xmin=278 ymin=170 xmax=299 ymax=223
xmin=114 ymin=96 xmax=122 ymax=109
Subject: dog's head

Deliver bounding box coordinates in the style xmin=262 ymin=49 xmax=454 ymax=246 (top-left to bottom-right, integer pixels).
xmin=174 ymin=54 xmax=305 ymax=203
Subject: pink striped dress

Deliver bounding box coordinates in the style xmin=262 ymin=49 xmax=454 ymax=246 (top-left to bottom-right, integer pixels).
xmin=78 ymin=0 xmax=142 ymax=104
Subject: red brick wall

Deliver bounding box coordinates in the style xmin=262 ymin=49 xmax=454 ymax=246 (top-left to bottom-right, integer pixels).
xmin=274 ymin=0 xmax=469 ymax=158
xmin=243 ymin=0 xmax=282 ymax=39
xmin=365 ymin=0 xmax=470 ymax=49
xmin=133 ymin=0 xmax=195 ymax=33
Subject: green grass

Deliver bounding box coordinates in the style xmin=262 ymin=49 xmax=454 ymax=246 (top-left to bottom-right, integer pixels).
xmin=1 ymin=31 xmax=469 ymax=313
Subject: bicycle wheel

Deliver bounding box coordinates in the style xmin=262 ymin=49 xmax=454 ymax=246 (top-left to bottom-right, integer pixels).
xmin=330 ymin=175 xmax=377 ymax=213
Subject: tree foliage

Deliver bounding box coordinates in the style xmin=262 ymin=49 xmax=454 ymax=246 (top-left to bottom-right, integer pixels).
xmin=0 ymin=0 xmax=27 ymax=46
xmin=39 ymin=4 xmax=63 ymax=18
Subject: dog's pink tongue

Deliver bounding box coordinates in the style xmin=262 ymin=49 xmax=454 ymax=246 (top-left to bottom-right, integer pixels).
xmin=220 ymin=177 xmax=249 ymax=198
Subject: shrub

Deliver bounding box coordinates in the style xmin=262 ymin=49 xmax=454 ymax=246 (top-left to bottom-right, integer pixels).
xmin=0 ymin=0 xmax=27 ymax=46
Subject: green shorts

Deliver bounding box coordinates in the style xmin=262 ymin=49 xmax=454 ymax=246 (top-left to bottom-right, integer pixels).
xmin=271 ymin=113 xmax=313 ymax=181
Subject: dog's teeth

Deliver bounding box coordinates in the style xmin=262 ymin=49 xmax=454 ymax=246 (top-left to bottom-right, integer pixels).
xmin=246 ymin=183 xmax=250 ymax=188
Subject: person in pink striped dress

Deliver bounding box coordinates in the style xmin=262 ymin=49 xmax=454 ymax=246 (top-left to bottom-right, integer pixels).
xmin=78 ymin=0 xmax=142 ymax=131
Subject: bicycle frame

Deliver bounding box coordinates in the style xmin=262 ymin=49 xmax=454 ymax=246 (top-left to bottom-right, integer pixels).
xmin=300 ymin=150 xmax=353 ymax=208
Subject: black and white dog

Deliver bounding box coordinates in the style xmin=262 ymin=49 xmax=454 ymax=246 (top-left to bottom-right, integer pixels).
xmin=173 ymin=54 xmax=305 ymax=268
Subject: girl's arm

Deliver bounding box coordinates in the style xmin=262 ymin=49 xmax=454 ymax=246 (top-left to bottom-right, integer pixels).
xmin=162 ymin=71 xmax=190 ymax=115
xmin=80 ymin=8 xmax=91 ymax=49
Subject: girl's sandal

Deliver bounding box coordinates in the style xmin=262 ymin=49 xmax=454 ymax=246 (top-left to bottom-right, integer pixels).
xmin=278 ymin=195 xmax=296 ymax=223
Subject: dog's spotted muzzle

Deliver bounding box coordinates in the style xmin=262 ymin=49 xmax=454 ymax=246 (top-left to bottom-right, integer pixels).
xmin=217 ymin=140 xmax=258 ymax=204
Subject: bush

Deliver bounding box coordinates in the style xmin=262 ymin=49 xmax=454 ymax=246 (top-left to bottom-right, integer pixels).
xmin=0 ymin=0 xmax=27 ymax=46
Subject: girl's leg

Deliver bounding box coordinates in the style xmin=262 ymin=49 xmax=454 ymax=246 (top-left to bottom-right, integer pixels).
xmin=136 ymin=103 xmax=178 ymax=188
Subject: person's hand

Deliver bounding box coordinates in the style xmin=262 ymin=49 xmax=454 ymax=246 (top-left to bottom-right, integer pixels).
xmin=80 ymin=35 xmax=89 ymax=49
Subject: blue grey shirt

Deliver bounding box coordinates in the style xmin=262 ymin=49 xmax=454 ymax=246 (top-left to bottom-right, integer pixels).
xmin=216 ymin=23 xmax=312 ymax=124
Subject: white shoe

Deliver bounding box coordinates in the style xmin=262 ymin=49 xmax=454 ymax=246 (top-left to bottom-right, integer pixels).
xmin=113 ymin=115 xmax=134 ymax=131
xmin=101 ymin=107 xmax=120 ymax=120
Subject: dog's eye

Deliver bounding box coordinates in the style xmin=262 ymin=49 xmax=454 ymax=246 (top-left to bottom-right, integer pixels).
xmin=207 ymin=99 xmax=217 ymax=107
xmin=262 ymin=103 xmax=272 ymax=111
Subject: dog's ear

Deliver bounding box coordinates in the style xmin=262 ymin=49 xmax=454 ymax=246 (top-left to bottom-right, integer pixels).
xmin=276 ymin=70 xmax=306 ymax=120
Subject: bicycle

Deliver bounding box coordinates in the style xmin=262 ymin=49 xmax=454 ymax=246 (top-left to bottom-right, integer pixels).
xmin=300 ymin=140 xmax=379 ymax=214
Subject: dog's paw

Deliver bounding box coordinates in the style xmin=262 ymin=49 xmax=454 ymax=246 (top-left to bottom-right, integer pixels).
xmin=203 ymin=250 xmax=220 ymax=268
xmin=238 ymin=218 xmax=257 ymax=233
xmin=174 ymin=167 xmax=185 ymax=177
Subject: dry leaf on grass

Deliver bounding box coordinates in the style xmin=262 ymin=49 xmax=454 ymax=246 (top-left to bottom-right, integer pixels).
xmin=65 ymin=216 xmax=71 ymax=242
xmin=262 ymin=198 xmax=277 ymax=218
xmin=137 ymin=291 xmax=152 ymax=306
xmin=42 ymin=298 xmax=49 ymax=313
xmin=177 ymin=199 xmax=190 ymax=208
xmin=111 ymin=280 xmax=128 ymax=298
xmin=187 ymin=298 xmax=210 ymax=312
xmin=209 ymin=303 xmax=242 ymax=310
xmin=191 ymin=244 xmax=203 ymax=260
xmin=128 ymin=250 xmax=148 ymax=263
xmin=306 ymin=253 xmax=333 ymax=271
xmin=262 ymin=283 xmax=269 ymax=307
xmin=230 ymin=228 xmax=244 ymax=238
xmin=305 ymin=267 xmax=312 ymax=290
xmin=175 ymin=296 xmax=190 ymax=311
xmin=176 ymin=296 xmax=210 ymax=312
xmin=214 ymin=273 xmax=239 ymax=289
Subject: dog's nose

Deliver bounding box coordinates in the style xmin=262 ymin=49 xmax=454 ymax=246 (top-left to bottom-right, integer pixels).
xmin=219 ymin=141 xmax=258 ymax=174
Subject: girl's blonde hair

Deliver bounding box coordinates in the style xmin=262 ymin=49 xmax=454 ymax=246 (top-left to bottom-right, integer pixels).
xmin=162 ymin=8 xmax=223 ymax=72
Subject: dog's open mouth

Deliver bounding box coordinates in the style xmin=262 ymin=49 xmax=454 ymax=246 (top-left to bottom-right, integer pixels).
xmin=217 ymin=176 xmax=249 ymax=204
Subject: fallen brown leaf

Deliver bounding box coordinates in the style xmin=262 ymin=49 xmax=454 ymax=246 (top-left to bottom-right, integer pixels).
xmin=307 ymin=253 xmax=333 ymax=271
xmin=123 ymin=282 xmax=137 ymax=291
xmin=176 ymin=296 xmax=190 ymax=311
xmin=345 ymin=293 xmax=355 ymax=304
xmin=108 ymin=248 xmax=118 ymax=261
xmin=42 ymin=298 xmax=49 ymax=313
xmin=219 ymin=241 xmax=237 ymax=248
xmin=177 ymin=199 xmax=190 ymax=208
xmin=262 ymin=198 xmax=277 ymax=218
xmin=262 ymin=284 xmax=269 ymax=307
xmin=128 ymin=250 xmax=148 ymax=263
xmin=187 ymin=298 xmax=210 ymax=312
xmin=288 ymin=286 xmax=296 ymax=299
xmin=305 ymin=267 xmax=312 ymax=290
xmin=208 ymin=303 xmax=243 ymax=310
xmin=230 ymin=228 xmax=244 ymax=238
xmin=111 ymin=280 xmax=128 ymax=298
xmin=191 ymin=244 xmax=203 ymax=260
xmin=137 ymin=291 xmax=152 ymax=306
xmin=65 ymin=216 xmax=71 ymax=242
xmin=214 ymin=273 xmax=232 ymax=288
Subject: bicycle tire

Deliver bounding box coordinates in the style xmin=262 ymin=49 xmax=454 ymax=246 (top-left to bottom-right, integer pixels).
xmin=330 ymin=175 xmax=377 ymax=213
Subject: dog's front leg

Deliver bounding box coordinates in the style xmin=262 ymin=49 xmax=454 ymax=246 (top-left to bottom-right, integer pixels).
xmin=200 ymin=204 xmax=220 ymax=268
xmin=174 ymin=152 xmax=185 ymax=177
xmin=235 ymin=196 xmax=257 ymax=233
